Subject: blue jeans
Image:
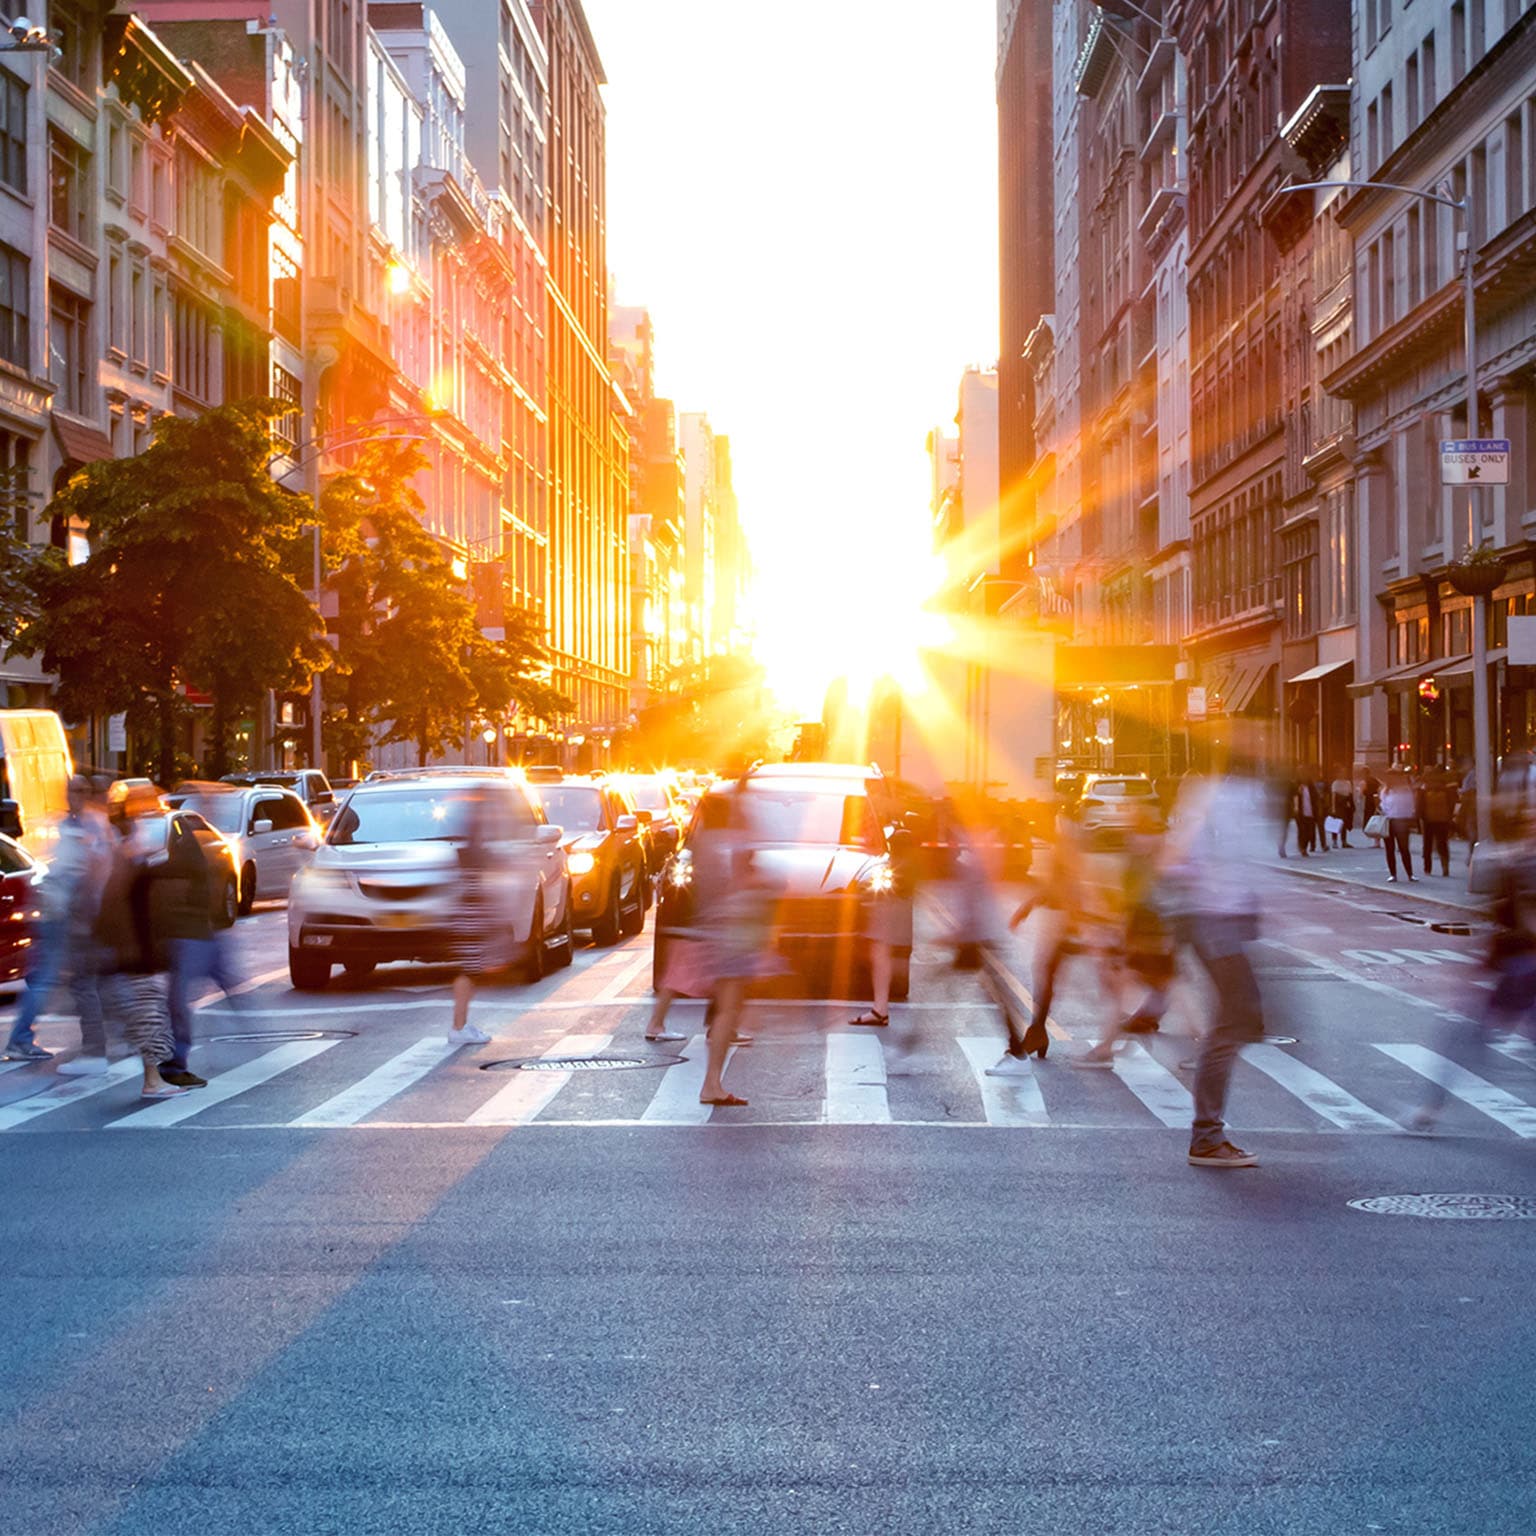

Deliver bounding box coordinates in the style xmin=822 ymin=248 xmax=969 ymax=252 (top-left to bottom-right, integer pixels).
xmin=1175 ymin=915 xmax=1264 ymax=1153
xmin=7 ymin=915 xmax=68 ymax=1048
xmin=166 ymin=936 xmax=240 ymax=1068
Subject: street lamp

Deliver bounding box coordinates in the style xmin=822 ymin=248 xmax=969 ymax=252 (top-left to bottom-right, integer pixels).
xmin=1280 ymin=177 xmax=1491 ymax=841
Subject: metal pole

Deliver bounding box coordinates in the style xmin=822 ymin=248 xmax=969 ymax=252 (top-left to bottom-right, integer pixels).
xmin=1463 ymin=202 xmax=1492 ymax=844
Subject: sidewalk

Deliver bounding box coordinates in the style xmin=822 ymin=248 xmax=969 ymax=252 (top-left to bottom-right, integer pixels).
xmin=1271 ymin=831 xmax=1482 ymax=915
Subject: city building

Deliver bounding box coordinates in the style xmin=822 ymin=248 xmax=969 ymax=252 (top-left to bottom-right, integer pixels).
xmin=1329 ymin=3 xmax=1536 ymax=769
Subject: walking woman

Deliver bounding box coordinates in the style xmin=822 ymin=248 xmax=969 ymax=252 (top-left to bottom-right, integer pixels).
xmin=1329 ymin=767 xmax=1356 ymax=848
xmin=1380 ymin=768 xmax=1418 ymax=883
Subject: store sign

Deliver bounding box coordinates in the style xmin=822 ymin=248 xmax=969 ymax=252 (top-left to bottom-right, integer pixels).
xmin=1186 ymin=686 xmax=1207 ymax=720
xmin=1440 ymin=439 xmax=1511 ymax=485
xmin=107 ymin=713 xmax=126 ymax=753
xmin=1510 ymin=615 xmax=1536 ymax=666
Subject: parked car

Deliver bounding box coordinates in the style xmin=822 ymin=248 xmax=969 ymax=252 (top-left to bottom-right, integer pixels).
xmin=286 ymin=773 xmax=572 ymax=990
xmin=222 ymin=769 xmax=338 ymax=825
xmin=1074 ymin=773 xmax=1162 ymax=844
xmin=654 ymin=762 xmax=912 ymax=1000
xmin=0 ymin=832 xmax=43 ymax=986
xmin=530 ymin=777 xmax=648 ymax=945
xmin=166 ymin=783 xmax=321 ymax=914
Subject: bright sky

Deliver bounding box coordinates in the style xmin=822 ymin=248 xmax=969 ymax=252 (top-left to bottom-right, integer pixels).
xmin=585 ymin=0 xmax=999 ymax=717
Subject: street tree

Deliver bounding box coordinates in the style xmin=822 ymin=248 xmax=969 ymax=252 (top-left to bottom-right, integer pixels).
xmin=17 ymin=401 xmax=328 ymax=781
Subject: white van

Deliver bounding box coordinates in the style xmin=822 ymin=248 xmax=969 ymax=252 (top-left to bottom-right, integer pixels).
xmin=0 ymin=710 xmax=73 ymax=851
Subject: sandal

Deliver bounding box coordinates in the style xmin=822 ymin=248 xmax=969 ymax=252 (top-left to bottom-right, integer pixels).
xmin=645 ymin=1031 xmax=686 ymax=1043
xmin=699 ymin=1092 xmax=749 ymax=1107
xmin=849 ymin=1010 xmax=889 ymax=1028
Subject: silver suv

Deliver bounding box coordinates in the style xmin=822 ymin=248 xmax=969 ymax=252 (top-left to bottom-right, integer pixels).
xmin=1075 ymin=774 xmax=1162 ymax=842
xmin=167 ymin=784 xmax=320 ymax=914
xmin=286 ymin=773 xmax=572 ymax=989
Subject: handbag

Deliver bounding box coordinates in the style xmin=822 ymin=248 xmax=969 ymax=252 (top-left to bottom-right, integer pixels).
xmin=1363 ymin=813 xmax=1387 ymax=840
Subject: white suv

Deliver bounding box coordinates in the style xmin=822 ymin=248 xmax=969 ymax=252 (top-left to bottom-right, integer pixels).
xmin=286 ymin=773 xmax=573 ymax=990
xmin=1075 ymin=774 xmax=1163 ymax=842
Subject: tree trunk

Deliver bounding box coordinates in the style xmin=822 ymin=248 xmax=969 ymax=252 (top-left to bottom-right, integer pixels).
xmin=209 ymin=686 xmax=229 ymax=779
xmin=417 ymin=733 xmax=428 ymax=768
xmin=157 ymin=691 xmax=177 ymax=787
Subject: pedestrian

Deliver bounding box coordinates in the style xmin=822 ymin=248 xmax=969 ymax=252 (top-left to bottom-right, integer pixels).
xmin=1329 ymin=767 xmax=1355 ymax=848
xmin=1294 ymin=772 xmax=1320 ymax=856
xmin=1273 ymin=770 xmax=1296 ymax=858
xmin=1419 ymin=767 xmax=1456 ymax=878
xmin=160 ymin=813 xmax=242 ymax=1087
xmin=1359 ymin=765 xmax=1382 ymax=834
xmin=1411 ymin=812 xmax=1536 ymax=1132
xmin=3 ymin=775 xmax=112 ymax=1065
xmin=447 ymin=789 xmax=512 ymax=1046
xmin=848 ymin=816 xmax=917 ymax=1031
xmin=95 ymin=803 xmax=185 ymax=1099
xmin=1380 ymin=768 xmax=1418 ymax=883
xmin=1160 ymin=769 xmax=1267 ymax=1168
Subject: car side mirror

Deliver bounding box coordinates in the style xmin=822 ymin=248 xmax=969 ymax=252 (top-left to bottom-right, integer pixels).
xmin=0 ymin=799 xmax=21 ymax=839
xmin=536 ymin=823 xmax=563 ymax=844
xmin=634 ymin=809 xmax=653 ymax=825
xmin=616 ymin=814 xmax=638 ymax=832
xmin=252 ymin=819 xmax=274 ymax=835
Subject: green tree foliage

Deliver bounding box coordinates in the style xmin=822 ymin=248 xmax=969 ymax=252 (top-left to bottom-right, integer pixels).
xmin=16 ymin=401 xmax=329 ymax=782
xmin=321 ymin=438 xmax=571 ymax=769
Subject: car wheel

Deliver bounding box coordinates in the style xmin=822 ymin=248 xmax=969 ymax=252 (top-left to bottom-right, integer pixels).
xmin=289 ymin=944 xmax=331 ymax=991
xmin=554 ymin=903 xmax=575 ymax=968
xmin=216 ymin=876 xmax=238 ymax=929
xmin=238 ymin=862 xmax=257 ymax=917
xmin=591 ymin=878 xmax=621 ymax=946
xmin=523 ymin=897 xmax=547 ymax=982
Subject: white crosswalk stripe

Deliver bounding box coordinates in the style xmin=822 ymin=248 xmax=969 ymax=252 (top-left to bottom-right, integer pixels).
xmin=1374 ymin=1043 xmax=1536 ymax=1137
xmin=9 ymin=1018 xmax=1536 ymax=1136
xmin=290 ymin=1037 xmax=463 ymax=1128
xmin=465 ymin=1033 xmax=612 ymax=1126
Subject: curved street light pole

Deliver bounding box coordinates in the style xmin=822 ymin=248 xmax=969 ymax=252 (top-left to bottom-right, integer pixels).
xmin=1283 ymin=179 xmax=1489 ymax=840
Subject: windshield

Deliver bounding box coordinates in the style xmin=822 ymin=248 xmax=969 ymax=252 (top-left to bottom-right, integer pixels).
xmin=327 ymin=787 xmax=534 ymax=846
xmin=173 ymin=794 xmax=245 ymax=834
xmin=1088 ymin=780 xmax=1154 ymax=798
xmin=625 ymin=780 xmax=669 ymax=813
xmin=738 ymin=787 xmax=883 ymax=851
xmin=535 ymin=786 xmax=603 ymax=833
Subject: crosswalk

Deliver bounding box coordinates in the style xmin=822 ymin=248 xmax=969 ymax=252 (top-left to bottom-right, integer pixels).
xmin=6 ymin=1009 xmax=1536 ymax=1138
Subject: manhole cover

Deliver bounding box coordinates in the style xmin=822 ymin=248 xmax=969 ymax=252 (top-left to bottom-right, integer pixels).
xmin=1348 ymin=1194 xmax=1536 ymax=1220
xmin=1260 ymin=1034 xmax=1298 ymax=1046
xmin=480 ymin=1054 xmax=676 ymax=1073
xmin=206 ymin=1029 xmax=359 ymax=1044
xmin=1430 ymin=922 xmax=1473 ymax=935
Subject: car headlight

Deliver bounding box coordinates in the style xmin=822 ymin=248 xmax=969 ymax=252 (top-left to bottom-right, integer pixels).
xmin=861 ymin=861 xmax=895 ymax=896
xmin=567 ymin=851 xmax=596 ymax=875
xmin=297 ymin=868 xmax=350 ymax=895
xmin=666 ymin=853 xmax=693 ymax=889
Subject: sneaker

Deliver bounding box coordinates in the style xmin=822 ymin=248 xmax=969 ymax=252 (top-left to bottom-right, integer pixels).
xmin=140 ymin=1083 xmax=189 ymax=1099
xmin=1387 ymin=875 xmax=1398 ymax=883
xmin=1406 ymin=1108 xmax=1438 ymax=1135
xmin=984 ymin=1054 xmax=1034 ymax=1078
xmin=1187 ymin=1141 xmax=1258 ymax=1168
xmin=159 ymin=1067 xmax=207 ymax=1088
xmin=56 ymin=1056 xmax=109 ymax=1076
xmin=2 ymin=1040 xmax=52 ymax=1061
xmin=1069 ymin=1051 xmax=1115 ymax=1070
xmin=448 ymin=1024 xmax=492 ymax=1045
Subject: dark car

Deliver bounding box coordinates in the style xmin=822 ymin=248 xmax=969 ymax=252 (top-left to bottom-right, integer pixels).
xmin=614 ymin=773 xmax=689 ymax=876
xmin=0 ymin=833 xmax=42 ymax=985
xmin=654 ymin=763 xmax=912 ymax=1001
xmin=532 ymin=777 xmax=647 ymax=945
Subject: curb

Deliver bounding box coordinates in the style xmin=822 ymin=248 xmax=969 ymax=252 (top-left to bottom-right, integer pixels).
xmin=1273 ymin=858 xmax=1485 ymax=918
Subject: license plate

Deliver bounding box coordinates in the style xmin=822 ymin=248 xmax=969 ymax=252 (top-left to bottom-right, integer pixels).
xmin=376 ymin=911 xmax=423 ymax=930
xmin=302 ymin=934 xmax=333 ymax=947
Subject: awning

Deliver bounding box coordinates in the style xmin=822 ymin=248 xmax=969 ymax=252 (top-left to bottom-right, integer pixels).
xmin=52 ymin=412 xmax=114 ymax=466
xmin=1228 ymin=661 xmax=1275 ymax=715
xmin=1347 ymin=655 xmax=1470 ymax=698
xmin=1436 ymin=648 xmax=1508 ymax=679
xmin=1287 ymin=658 xmax=1353 ymax=685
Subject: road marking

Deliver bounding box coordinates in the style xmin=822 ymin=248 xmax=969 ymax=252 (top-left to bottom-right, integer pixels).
xmin=289 ymin=1037 xmax=461 ymax=1127
xmin=594 ymin=950 xmax=652 ymax=1002
xmin=1375 ymin=1043 xmax=1536 ymax=1137
xmin=0 ymin=1058 xmax=142 ymax=1129
xmin=194 ymin=966 xmax=289 ymax=1009
xmin=465 ymin=1032 xmax=612 ymax=1126
xmin=1239 ymin=1044 xmax=1399 ymax=1132
xmin=1491 ymin=1035 xmax=1536 ymax=1070
xmin=984 ymin=960 xmax=1072 ymax=1041
xmin=1111 ymin=1042 xmax=1192 ymax=1128
xmin=824 ymin=1033 xmax=891 ymax=1123
xmin=107 ymin=1039 xmax=339 ymax=1129
xmin=638 ymin=1035 xmax=736 ymax=1125
xmin=1260 ymin=940 xmax=1475 ymax=1021
xmin=957 ymin=1036 xmax=1048 ymax=1126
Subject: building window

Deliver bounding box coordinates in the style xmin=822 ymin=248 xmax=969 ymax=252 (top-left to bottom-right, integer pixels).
xmin=271 ymin=363 xmax=302 ymax=450
xmin=171 ymin=291 xmax=212 ymax=404
xmin=107 ymin=250 xmax=124 ymax=356
xmin=272 ymin=248 xmax=300 ymax=343
xmin=48 ymin=0 xmax=92 ymax=94
xmin=0 ymin=71 xmax=26 ymax=196
xmin=130 ymin=262 xmax=145 ymax=367
xmin=48 ymin=129 xmax=90 ymax=244
xmin=106 ymin=117 xmax=127 ymax=202
xmin=0 ymin=244 xmax=27 ymax=371
xmin=47 ymin=285 xmax=89 ymax=415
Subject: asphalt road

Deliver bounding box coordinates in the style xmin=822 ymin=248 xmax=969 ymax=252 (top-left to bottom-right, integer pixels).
xmin=1 ymin=864 xmax=1534 ymax=1535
